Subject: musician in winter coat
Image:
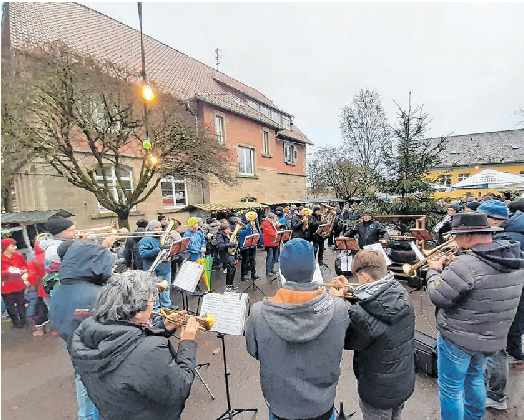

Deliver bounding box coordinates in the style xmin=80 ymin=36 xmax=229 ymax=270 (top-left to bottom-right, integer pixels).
xmin=238 ymin=211 xmax=264 ymax=282
xmin=216 ymin=223 xmax=238 ymax=292
xmin=70 ymin=270 xmax=198 ymax=420
xmin=290 ymin=207 xmax=308 ymax=240
xmin=1 ymin=238 xmax=28 ymax=328
xmin=329 ymin=250 xmax=415 ymax=420
xmin=433 ymin=203 xmax=460 ymax=244
xmin=182 ymin=217 xmax=206 ymax=261
xmin=426 ymin=212 xmax=524 ymax=420
xmin=307 ymin=206 xmax=326 ymax=265
xmin=261 ymin=213 xmax=280 ymax=277
xmin=123 ymin=218 xmax=148 ymax=270
xmin=246 ymin=239 xmax=349 ymax=420
xmin=344 ymin=209 xmax=389 ymax=249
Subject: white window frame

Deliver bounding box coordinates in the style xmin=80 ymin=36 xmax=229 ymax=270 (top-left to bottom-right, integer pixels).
xmin=94 ymin=166 xmax=135 ymax=212
xmin=160 ymin=176 xmax=188 ymax=208
xmin=238 ymin=146 xmax=255 ymax=176
xmin=282 ymin=116 xmax=291 ymax=130
xmin=260 ymin=105 xmax=269 ymax=117
xmin=215 ymin=115 xmax=225 ymax=144
xmin=458 ymin=173 xmax=470 ymax=182
xmin=248 ymin=99 xmax=259 ymax=111
xmin=262 ymin=130 xmax=270 ymax=156
xmin=271 ymin=109 xmax=280 ymax=124
xmin=439 ymin=175 xmax=452 ymax=187
xmin=283 ymin=142 xmax=298 ymax=165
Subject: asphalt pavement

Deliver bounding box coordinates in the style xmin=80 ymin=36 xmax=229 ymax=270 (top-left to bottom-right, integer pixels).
xmin=1 ymin=245 xmax=523 ymax=420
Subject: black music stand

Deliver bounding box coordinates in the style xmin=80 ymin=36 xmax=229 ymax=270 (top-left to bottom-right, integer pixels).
xmin=335 ymin=237 xmax=359 ymax=251
xmin=216 ymin=333 xmax=258 ymax=420
xmin=316 ymin=223 xmax=331 ymax=237
xmin=240 ymin=234 xmax=267 ymax=297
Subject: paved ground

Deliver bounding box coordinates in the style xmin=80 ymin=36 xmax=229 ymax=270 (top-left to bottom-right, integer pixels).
xmin=2 ymin=246 xmax=523 ymax=420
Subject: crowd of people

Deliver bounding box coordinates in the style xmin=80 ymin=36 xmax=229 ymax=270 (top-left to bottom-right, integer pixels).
xmin=1 ymin=192 xmax=524 ymax=420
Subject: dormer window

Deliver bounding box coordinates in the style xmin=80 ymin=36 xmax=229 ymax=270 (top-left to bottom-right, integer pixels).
xmin=284 ymin=142 xmax=297 ymax=165
xmin=282 ymin=116 xmax=291 ymax=130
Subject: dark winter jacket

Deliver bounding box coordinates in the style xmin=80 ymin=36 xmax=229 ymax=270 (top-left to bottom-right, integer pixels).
xmin=50 ymin=241 xmax=115 ymax=350
xmin=70 ymin=317 xmax=197 ymax=420
xmin=290 ymin=213 xmax=308 ymax=240
xmin=496 ymin=210 xmax=524 ymax=250
xmin=138 ymin=235 xmax=171 ymax=277
xmin=427 ymin=240 xmax=524 ymax=353
xmin=345 ymin=219 xmax=388 ymax=248
xmin=344 ymin=274 xmax=415 ymax=409
xmin=123 ymin=227 xmax=146 ymax=270
xmin=245 ymin=285 xmax=349 ymax=420
xmin=238 ymin=220 xmax=264 ymax=249
xmin=307 ymin=213 xmax=323 ymax=243
xmin=216 ymin=231 xmax=236 ymax=264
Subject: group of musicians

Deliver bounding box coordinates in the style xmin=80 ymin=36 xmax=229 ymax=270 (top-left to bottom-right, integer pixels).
xmin=3 ymin=199 xmax=524 ymax=420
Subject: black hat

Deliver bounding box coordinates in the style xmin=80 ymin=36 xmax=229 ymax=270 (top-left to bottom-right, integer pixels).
xmin=464 ymin=201 xmax=481 ymax=211
xmin=448 ymin=212 xmax=504 ymax=234
xmin=508 ymin=199 xmax=524 ymax=214
xmin=46 ymin=217 xmax=74 ymax=236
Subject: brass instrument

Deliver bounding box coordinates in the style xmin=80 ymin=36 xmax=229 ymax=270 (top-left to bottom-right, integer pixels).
xmin=318 ymin=204 xmax=337 ymax=239
xmin=157 ymin=308 xmax=215 ymax=332
xmin=245 ymin=210 xmax=258 ymax=235
xmin=161 ymin=220 xmax=175 ymax=246
xmin=228 ymin=222 xmax=246 ymax=256
xmin=303 ymin=208 xmax=312 ymax=216
xmin=318 ymin=282 xmax=360 ymax=289
xmin=402 ymin=236 xmax=459 ymax=276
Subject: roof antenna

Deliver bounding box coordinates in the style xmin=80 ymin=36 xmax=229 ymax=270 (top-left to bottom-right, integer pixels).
xmin=215 ymin=48 xmax=221 ymax=72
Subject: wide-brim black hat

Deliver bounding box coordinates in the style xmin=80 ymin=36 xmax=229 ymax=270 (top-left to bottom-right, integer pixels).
xmin=448 ymin=211 xmax=504 ymax=234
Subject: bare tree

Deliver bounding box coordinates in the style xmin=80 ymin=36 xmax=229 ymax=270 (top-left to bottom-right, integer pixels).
xmin=5 ymin=44 xmax=236 ymax=227
xmin=340 ymin=88 xmax=391 ymax=186
xmin=307 ymin=146 xmax=361 ymax=200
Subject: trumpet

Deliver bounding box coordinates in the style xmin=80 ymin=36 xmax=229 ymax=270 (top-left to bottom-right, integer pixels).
xmin=156 ymin=308 xmax=215 ymax=332
xmin=402 ymin=236 xmax=459 ymax=276
xmin=303 ymin=208 xmax=312 ymax=216
xmin=318 ymin=282 xmax=360 ymax=289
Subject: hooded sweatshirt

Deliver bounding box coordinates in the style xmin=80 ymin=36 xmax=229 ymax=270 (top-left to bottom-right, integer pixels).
xmin=344 ymin=273 xmax=415 ymax=409
xmin=427 ymin=239 xmax=524 ymax=353
xmin=245 ymin=284 xmax=349 ymax=420
xmin=70 ymin=317 xmax=197 ymax=420
xmin=50 ymin=241 xmax=115 ymax=350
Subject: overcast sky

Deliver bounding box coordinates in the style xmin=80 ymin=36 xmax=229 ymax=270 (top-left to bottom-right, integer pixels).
xmin=80 ymin=2 xmax=524 ymax=149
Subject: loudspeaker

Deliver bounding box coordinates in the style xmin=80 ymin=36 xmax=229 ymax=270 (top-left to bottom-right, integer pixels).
xmin=414 ymin=330 xmax=438 ymax=377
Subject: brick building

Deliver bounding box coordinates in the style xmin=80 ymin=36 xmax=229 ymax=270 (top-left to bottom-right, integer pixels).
xmin=1 ymin=2 xmax=312 ymax=228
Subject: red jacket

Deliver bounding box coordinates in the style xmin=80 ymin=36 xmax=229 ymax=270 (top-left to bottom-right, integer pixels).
xmin=261 ymin=220 xmax=280 ymax=248
xmin=27 ymin=242 xmax=49 ymax=298
xmin=1 ymin=252 xmax=27 ymax=294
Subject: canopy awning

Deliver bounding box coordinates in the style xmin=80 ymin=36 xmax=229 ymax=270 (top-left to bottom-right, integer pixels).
xmin=173 ymin=202 xmax=269 ymax=212
xmin=1 ymin=209 xmax=74 ymax=224
xmin=452 ymin=169 xmax=524 ymax=189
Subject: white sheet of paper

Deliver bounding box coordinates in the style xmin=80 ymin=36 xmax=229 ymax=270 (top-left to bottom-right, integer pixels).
xmin=410 ymin=241 xmax=426 ymax=262
xmin=173 ymin=261 xmax=203 ymax=292
xmin=199 ymin=292 xmax=249 ymax=336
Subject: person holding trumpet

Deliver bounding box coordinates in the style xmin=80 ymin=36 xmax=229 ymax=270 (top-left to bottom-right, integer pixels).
xmin=69 ymin=270 xmax=198 ymax=420
xmin=328 ymin=250 xmax=415 ymax=420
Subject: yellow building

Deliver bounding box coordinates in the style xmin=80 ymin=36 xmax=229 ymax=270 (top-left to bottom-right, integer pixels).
xmin=427 ymin=129 xmax=524 ymax=200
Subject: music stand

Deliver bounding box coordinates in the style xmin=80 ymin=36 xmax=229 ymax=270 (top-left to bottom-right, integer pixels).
xmin=240 ymin=234 xmax=267 ymax=297
xmin=216 ymin=333 xmax=258 ymax=420
xmin=316 ymin=223 xmax=331 ymax=237
xmin=335 ymin=237 xmax=359 ymax=251
xmin=410 ymin=228 xmax=435 ymax=251
xmin=273 ymin=230 xmax=292 ymax=245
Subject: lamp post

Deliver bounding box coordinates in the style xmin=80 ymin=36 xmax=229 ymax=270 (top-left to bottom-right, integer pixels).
xmin=137 ymin=2 xmax=156 ymax=161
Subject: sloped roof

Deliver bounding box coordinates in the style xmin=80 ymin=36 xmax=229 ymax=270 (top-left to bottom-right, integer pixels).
xmin=174 ymin=202 xmax=269 ymax=212
xmin=5 ymin=2 xmax=312 ymax=145
xmin=1 ymin=209 xmax=74 ymax=224
xmin=427 ymin=129 xmax=524 ymax=168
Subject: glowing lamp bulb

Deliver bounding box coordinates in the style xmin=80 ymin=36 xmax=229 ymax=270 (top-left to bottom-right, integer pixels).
xmin=142 ymin=138 xmax=152 ymax=150
xmin=141 ymin=84 xmax=156 ymax=103
xmin=149 ymin=155 xmax=159 ymax=166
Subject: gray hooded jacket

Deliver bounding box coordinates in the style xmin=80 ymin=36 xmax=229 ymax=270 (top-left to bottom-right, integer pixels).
xmin=427 ymin=239 xmax=524 ymax=353
xmin=245 ymin=284 xmax=349 ymax=420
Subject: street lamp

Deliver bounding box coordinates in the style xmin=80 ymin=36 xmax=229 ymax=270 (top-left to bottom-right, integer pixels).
xmin=137 ymin=2 xmax=158 ymax=163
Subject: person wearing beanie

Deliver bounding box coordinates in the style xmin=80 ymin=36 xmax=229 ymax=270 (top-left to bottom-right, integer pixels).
xmin=274 ymin=206 xmax=286 ymax=228
xmin=138 ymin=221 xmax=176 ymax=311
xmin=158 ymin=214 xmax=168 ymax=230
xmin=182 ymin=217 xmax=206 ymax=262
xmin=330 ymin=250 xmax=415 ymax=419
xmin=245 ymin=239 xmax=349 ymax=420
xmin=344 ymin=208 xmax=389 ymax=249
xmin=426 ymin=212 xmax=524 ymax=418
xmin=261 ymin=213 xmax=280 ymax=277
xmin=464 ymin=201 xmax=481 ymax=212
xmin=433 ymin=203 xmax=460 ymax=244
xmin=216 ymin=222 xmax=238 ymax=292
xmin=480 ymin=200 xmax=524 ymax=409
xmin=1 ymin=239 xmax=29 ymax=328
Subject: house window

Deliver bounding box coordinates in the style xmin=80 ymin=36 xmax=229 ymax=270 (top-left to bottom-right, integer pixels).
xmin=248 ymin=100 xmax=259 ymax=111
xmin=439 ymin=175 xmax=452 ymax=187
xmin=94 ymin=166 xmax=134 ymax=212
xmin=458 ymin=173 xmax=470 ymax=182
xmin=282 ymin=116 xmax=291 ymax=130
xmin=238 ymin=146 xmax=255 ymax=176
xmin=215 ymin=115 xmax=225 ymax=144
xmin=260 ymin=106 xmax=269 ymax=117
xmin=161 ymin=176 xmax=188 ymax=208
xmin=271 ymin=109 xmax=280 ymax=124
xmin=284 ymin=142 xmax=298 ymax=165
xmin=263 ymin=131 xmax=270 ymax=155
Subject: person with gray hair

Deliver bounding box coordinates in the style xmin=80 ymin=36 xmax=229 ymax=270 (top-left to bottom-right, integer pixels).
xmin=69 ymin=270 xmax=198 ymax=420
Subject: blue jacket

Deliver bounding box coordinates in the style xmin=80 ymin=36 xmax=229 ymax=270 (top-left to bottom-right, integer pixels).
xmin=238 ymin=220 xmax=264 ymax=250
xmin=138 ymin=236 xmax=171 ymax=278
xmin=50 ymin=241 xmax=115 ymax=351
xmin=183 ymin=229 xmax=206 ymax=258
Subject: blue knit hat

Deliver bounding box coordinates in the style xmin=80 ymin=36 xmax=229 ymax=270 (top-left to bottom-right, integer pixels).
xmin=477 ymin=200 xmax=509 ymax=220
xmin=280 ymin=239 xmax=316 ymax=283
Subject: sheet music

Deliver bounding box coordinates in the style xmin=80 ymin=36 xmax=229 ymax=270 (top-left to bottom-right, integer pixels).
xmin=341 ymin=255 xmax=352 ymax=272
xmin=172 ymin=261 xmax=203 ymax=292
xmin=410 ymin=241 xmax=426 ymax=262
xmin=199 ymin=293 xmax=249 ymax=336
xmin=363 ymin=242 xmax=393 ymax=266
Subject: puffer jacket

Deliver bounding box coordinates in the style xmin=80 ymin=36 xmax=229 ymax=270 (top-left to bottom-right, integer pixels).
xmin=497 ymin=210 xmax=524 ymax=250
xmin=427 ymin=239 xmax=524 ymax=353
xmin=70 ymin=317 xmax=197 ymax=420
xmin=344 ymin=273 xmax=415 ymax=409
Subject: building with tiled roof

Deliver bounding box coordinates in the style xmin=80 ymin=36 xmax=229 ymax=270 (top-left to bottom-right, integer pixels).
xmin=427 ymin=128 xmax=524 ymax=199
xmin=2 ymin=2 xmax=312 ymax=228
